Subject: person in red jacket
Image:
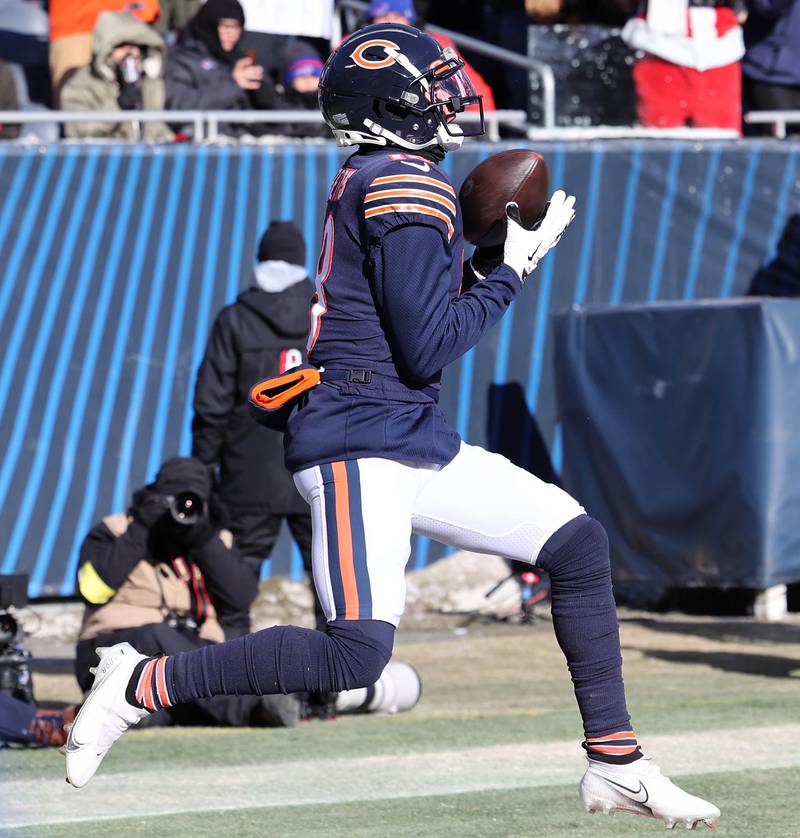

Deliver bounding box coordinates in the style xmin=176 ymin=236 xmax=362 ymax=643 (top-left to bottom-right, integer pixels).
xmin=622 ymin=0 xmax=744 ymax=131
xmin=366 ymin=0 xmax=497 ymax=111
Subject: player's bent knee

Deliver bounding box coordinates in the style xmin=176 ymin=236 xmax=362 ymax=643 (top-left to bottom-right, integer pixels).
xmin=344 ymin=650 xmax=391 ymax=690
xmin=535 ymin=515 xmax=610 ymax=580
xmin=325 ymin=619 xmax=395 ymax=691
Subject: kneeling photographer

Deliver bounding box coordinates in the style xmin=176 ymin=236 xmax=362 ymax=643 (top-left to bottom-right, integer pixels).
xmin=75 ymin=456 xmax=297 ymax=726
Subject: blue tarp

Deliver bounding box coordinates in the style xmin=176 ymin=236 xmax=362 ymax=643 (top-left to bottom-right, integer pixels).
xmin=556 ymin=298 xmax=800 ymax=588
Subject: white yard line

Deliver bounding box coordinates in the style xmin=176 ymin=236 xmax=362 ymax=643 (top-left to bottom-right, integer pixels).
xmin=3 ymin=723 xmax=799 ymax=829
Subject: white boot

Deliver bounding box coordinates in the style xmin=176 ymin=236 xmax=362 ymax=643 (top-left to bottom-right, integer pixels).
xmin=64 ymin=643 xmax=150 ymax=788
xmin=580 ymin=754 xmax=720 ymax=829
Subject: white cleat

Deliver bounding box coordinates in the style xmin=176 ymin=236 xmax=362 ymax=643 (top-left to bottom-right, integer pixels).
xmin=64 ymin=643 xmax=150 ymax=788
xmin=580 ymin=755 xmax=720 ymax=830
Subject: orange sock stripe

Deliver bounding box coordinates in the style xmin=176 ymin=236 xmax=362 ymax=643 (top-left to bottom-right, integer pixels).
xmin=588 ymin=744 xmax=640 ymax=754
xmin=155 ymin=657 xmax=171 ymax=708
xmin=136 ymin=659 xmax=157 ymax=711
xmin=586 ymin=730 xmax=636 ymax=742
xmin=585 ymin=729 xmax=639 ymax=755
xmin=145 ymin=672 xmax=156 ymax=711
xmin=136 ymin=661 xmax=154 ymax=706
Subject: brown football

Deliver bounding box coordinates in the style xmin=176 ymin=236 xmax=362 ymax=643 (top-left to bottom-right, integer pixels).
xmin=459 ymin=149 xmax=550 ymax=247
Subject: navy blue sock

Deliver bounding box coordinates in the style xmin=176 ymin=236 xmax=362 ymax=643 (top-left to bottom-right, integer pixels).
xmin=536 ymin=515 xmax=634 ymax=742
xmin=142 ymin=619 xmax=395 ymax=705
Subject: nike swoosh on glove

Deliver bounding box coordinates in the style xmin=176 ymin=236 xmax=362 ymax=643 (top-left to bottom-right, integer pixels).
xmin=502 ymin=190 xmax=576 ymax=283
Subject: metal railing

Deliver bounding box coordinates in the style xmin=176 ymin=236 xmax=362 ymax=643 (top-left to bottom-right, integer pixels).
xmin=0 ymin=109 xmax=768 ymax=145
xmin=0 ymin=108 xmax=528 ymax=143
xmin=743 ymin=110 xmax=800 ymax=139
xmin=525 ymin=125 xmax=741 ymax=141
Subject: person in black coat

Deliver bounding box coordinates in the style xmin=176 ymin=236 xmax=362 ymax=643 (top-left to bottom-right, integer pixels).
xmin=164 ymin=0 xmax=277 ymax=134
xmin=192 ymin=221 xmax=320 ymax=636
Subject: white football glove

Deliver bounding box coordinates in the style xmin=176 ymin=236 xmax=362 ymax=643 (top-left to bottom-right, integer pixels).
xmin=503 ymin=190 xmax=576 ymax=283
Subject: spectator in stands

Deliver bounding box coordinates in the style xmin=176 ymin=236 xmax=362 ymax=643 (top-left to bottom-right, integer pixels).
xmin=742 ymin=0 xmax=800 ymax=118
xmin=366 ymin=0 xmax=496 ymax=111
xmin=748 ymin=214 xmax=800 ymax=296
xmin=271 ymin=41 xmax=330 ymax=138
xmin=192 ymin=222 xmax=322 ymax=636
xmin=622 ymin=0 xmax=745 ymax=130
xmin=74 ymin=456 xmax=301 ymax=727
xmin=60 ymin=11 xmax=173 ymax=140
xmin=165 ymin=0 xmax=278 ymax=135
xmin=0 ymin=58 xmax=20 ymax=139
xmin=49 ymin=0 xmax=160 ymax=97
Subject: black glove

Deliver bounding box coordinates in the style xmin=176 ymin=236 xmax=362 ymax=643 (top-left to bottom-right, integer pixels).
xmin=469 ymin=242 xmax=504 ymax=278
xmin=131 ymin=490 xmax=170 ymax=529
xmin=117 ymin=81 xmax=143 ymax=111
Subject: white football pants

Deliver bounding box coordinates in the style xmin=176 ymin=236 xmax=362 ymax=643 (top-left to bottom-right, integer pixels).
xmin=293 ymin=441 xmax=585 ymax=626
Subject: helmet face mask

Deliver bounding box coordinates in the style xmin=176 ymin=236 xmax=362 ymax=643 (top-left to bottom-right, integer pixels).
xmin=319 ymin=24 xmax=485 ymax=153
xmin=402 ymin=50 xmax=484 ymax=142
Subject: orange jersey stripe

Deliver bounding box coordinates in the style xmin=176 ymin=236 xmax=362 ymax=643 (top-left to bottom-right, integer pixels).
xmin=369 ymin=174 xmax=456 ymax=196
xmin=365 ymin=188 xmax=456 ymax=215
xmin=332 ymin=461 xmax=360 ymax=619
xmin=364 ymin=204 xmax=455 ymax=240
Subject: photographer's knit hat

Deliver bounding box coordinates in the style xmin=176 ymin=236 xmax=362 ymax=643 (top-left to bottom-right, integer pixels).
xmin=257 ymin=220 xmax=306 ymax=267
xmin=154 ymin=457 xmax=213 ymax=500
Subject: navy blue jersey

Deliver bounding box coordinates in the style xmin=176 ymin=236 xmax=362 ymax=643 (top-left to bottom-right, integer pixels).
xmin=284 ymin=148 xmax=521 ymax=472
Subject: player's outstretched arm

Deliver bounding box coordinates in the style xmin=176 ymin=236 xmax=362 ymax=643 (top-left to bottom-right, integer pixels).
xmin=375 ymin=224 xmax=521 ymax=381
xmin=502 ymin=190 xmax=576 ymax=283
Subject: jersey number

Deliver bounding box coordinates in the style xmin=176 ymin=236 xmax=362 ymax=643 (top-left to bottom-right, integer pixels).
xmin=307 ymin=212 xmax=335 ymax=353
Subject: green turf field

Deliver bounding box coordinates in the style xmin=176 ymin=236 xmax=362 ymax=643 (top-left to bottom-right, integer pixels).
xmin=3 ymin=614 xmax=800 ymax=837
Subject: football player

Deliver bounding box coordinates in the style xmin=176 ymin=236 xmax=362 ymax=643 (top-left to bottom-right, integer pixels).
xmin=65 ymin=22 xmax=720 ymax=829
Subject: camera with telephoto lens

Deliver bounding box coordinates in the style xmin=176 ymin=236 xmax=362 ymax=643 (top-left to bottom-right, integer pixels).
xmin=0 ymin=574 xmax=34 ymax=704
xmin=167 ymin=492 xmax=204 ymax=526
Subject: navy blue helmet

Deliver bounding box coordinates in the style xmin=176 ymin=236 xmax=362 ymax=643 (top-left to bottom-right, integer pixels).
xmin=318 ymin=23 xmax=485 ymax=153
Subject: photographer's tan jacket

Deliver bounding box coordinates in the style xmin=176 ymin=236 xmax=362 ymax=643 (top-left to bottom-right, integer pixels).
xmin=78 ymin=513 xmax=226 ymax=643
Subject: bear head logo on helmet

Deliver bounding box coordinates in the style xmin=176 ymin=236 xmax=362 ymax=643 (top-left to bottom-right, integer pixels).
xmin=318 ymin=23 xmax=485 ymax=154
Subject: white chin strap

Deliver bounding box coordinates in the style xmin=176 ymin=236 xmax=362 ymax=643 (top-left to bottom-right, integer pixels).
xmin=331 ymin=117 xmax=463 ymax=152
xmin=436 ymin=122 xmax=464 ymax=151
